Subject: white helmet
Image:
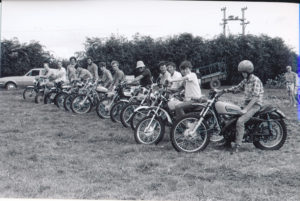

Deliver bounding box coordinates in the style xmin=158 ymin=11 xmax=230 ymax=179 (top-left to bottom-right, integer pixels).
xmin=238 ymin=60 xmax=254 ymax=73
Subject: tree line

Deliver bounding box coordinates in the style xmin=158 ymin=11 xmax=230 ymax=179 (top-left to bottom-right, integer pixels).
xmin=1 ymin=33 xmax=298 ymax=85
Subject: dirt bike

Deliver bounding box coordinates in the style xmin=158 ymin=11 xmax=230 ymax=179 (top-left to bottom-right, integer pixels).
xmin=54 ymin=80 xmax=84 ymax=110
xmin=23 ymin=77 xmax=47 ymax=102
xmin=119 ymin=85 xmax=156 ymax=127
xmin=134 ymin=86 xmax=205 ymax=145
xmin=170 ymin=89 xmax=287 ymax=153
xmin=43 ymin=81 xmax=70 ymax=104
xmin=109 ymin=85 xmax=143 ymax=123
xmin=70 ymin=79 xmax=107 ymax=114
xmin=96 ymin=81 xmax=132 ymax=119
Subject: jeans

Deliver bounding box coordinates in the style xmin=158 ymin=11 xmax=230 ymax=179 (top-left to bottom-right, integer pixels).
xmin=235 ymin=104 xmax=261 ymax=145
xmin=174 ymin=101 xmax=194 ymax=118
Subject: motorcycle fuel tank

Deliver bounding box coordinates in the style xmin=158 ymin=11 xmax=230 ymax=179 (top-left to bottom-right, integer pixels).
xmin=215 ymin=101 xmax=242 ymax=115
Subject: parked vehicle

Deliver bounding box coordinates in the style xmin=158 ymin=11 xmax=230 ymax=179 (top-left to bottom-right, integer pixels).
xmin=170 ymin=89 xmax=287 ymax=153
xmin=0 ymin=68 xmax=46 ymax=90
xmin=194 ymin=62 xmax=227 ymax=89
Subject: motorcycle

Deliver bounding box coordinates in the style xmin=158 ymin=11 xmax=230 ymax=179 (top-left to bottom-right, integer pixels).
xmin=170 ymin=89 xmax=287 ymax=153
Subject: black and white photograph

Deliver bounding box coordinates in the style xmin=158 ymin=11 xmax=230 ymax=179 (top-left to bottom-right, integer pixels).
xmin=0 ymin=0 xmax=299 ymax=200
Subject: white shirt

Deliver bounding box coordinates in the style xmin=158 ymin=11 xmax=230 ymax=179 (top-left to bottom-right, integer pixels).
xmin=169 ymin=71 xmax=182 ymax=89
xmin=184 ymin=72 xmax=202 ymax=100
xmin=55 ymin=67 xmax=67 ymax=83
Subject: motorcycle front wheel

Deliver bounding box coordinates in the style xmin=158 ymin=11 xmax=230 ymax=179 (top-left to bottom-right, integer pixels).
xmin=134 ymin=116 xmax=165 ymax=145
xmin=23 ymin=87 xmax=37 ymax=101
xmin=110 ymin=101 xmax=128 ymax=123
xmin=96 ymin=97 xmax=114 ymax=119
xmin=71 ymin=94 xmax=93 ymax=114
xmin=170 ymin=113 xmax=210 ymax=153
xmin=44 ymin=91 xmax=57 ymax=104
xmin=55 ymin=92 xmax=68 ymax=109
xmin=120 ymin=102 xmax=139 ymax=128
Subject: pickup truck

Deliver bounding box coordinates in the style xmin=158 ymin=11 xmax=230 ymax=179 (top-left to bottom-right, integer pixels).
xmin=0 ymin=68 xmax=46 ymax=90
xmin=194 ymin=62 xmax=227 ymax=89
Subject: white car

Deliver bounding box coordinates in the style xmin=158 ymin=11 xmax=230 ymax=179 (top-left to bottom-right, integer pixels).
xmin=0 ymin=68 xmax=46 ymax=90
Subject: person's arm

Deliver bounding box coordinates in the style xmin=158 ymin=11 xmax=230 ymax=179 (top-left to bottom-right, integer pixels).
xmin=227 ymin=80 xmax=245 ymax=93
xmin=93 ymin=64 xmax=99 ymax=81
xmin=130 ymin=74 xmax=144 ymax=84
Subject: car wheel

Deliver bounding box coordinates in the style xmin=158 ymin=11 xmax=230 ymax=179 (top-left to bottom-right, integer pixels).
xmin=5 ymin=82 xmax=17 ymax=90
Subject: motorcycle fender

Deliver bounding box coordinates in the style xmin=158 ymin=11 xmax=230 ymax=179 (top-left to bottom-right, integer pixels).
xmin=273 ymin=109 xmax=286 ymax=119
xmin=157 ymin=108 xmax=172 ymax=124
xmin=133 ymin=105 xmax=151 ymax=112
xmin=119 ymin=99 xmax=130 ymax=103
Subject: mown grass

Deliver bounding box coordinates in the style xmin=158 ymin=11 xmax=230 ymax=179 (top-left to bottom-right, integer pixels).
xmin=0 ymin=88 xmax=299 ymax=200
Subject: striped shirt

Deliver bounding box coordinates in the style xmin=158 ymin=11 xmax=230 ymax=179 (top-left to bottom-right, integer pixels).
xmin=229 ymin=74 xmax=264 ymax=106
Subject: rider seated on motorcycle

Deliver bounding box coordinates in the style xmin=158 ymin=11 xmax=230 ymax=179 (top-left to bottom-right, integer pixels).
xmin=168 ymin=60 xmax=203 ymax=118
xmin=40 ymin=62 xmax=60 ymax=87
xmin=218 ymin=60 xmax=264 ymax=152
xmin=76 ymin=65 xmax=93 ymax=82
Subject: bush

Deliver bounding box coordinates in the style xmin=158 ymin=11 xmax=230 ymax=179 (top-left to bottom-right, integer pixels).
xmin=265 ymin=73 xmax=286 ymax=89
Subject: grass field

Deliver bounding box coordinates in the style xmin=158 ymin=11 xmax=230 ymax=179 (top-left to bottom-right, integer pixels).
xmin=0 ymin=88 xmax=299 ymax=201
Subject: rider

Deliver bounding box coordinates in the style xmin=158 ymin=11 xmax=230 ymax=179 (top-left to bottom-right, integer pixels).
xmin=167 ymin=62 xmax=182 ymax=90
xmin=158 ymin=61 xmax=171 ymax=86
xmin=169 ymin=60 xmax=202 ymax=117
xmin=128 ymin=60 xmax=153 ymax=87
xmin=221 ymin=60 xmax=264 ymax=152
xmin=110 ymin=60 xmax=125 ymax=90
xmin=66 ymin=57 xmax=78 ymax=83
xmin=56 ymin=61 xmax=67 ymax=83
xmin=99 ymin=62 xmax=113 ymax=89
xmin=76 ymin=65 xmax=93 ymax=82
xmin=87 ymin=57 xmax=99 ymax=81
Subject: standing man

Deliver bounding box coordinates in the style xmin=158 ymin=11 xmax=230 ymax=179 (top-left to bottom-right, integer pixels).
xmin=99 ymin=62 xmax=113 ymax=89
xmin=87 ymin=57 xmax=99 ymax=81
xmin=129 ymin=61 xmax=152 ymax=87
xmin=67 ymin=56 xmax=77 ymax=83
xmin=284 ymin=65 xmax=298 ymax=107
xmin=167 ymin=62 xmax=182 ymax=89
xmin=110 ymin=60 xmax=125 ymax=90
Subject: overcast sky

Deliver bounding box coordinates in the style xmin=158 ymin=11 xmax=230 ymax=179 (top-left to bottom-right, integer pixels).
xmin=1 ymin=0 xmax=299 ymax=59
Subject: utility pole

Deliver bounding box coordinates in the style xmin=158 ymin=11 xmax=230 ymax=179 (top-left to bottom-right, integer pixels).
xmin=241 ymin=7 xmax=250 ymax=35
xmin=221 ymin=7 xmax=227 ymax=36
xmin=220 ymin=7 xmax=250 ymax=36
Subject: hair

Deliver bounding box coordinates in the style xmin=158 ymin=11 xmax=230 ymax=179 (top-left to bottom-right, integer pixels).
xmin=69 ymin=56 xmax=77 ymax=62
xmin=87 ymin=57 xmax=93 ymax=61
xmin=111 ymin=60 xmax=119 ymax=66
xmin=179 ymin=60 xmax=193 ymax=70
xmin=99 ymin=62 xmax=106 ymax=67
xmin=158 ymin=61 xmax=167 ymax=68
xmin=166 ymin=62 xmax=176 ymax=69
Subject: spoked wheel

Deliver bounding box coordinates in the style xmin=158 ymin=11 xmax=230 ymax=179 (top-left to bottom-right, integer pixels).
xmin=44 ymin=91 xmax=57 ymax=104
xmin=96 ymin=97 xmax=114 ymax=119
xmin=23 ymin=88 xmax=37 ymax=101
xmin=64 ymin=93 xmax=77 ymax=112
xmin=134 ymin=116 xmax=165 ymax=145
xmin=130 ymin=108 xmax=150 ymax=130
xmin=71 ymin=95 xmax=93 ymax=114
xmin=120 ymin=102 xmax=139 ymax=128
xmin=110 ymin=101 xmax=128 ymax=123
xmin=253 ymin=120 xmax=287 ymax=150
xmin=55 ymin=92 xmax=68 ymax=109
xmin=35 ymin=91 xmax=44 ymax=104
xmin=170 ymin=113 xmax=210 ymax=153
